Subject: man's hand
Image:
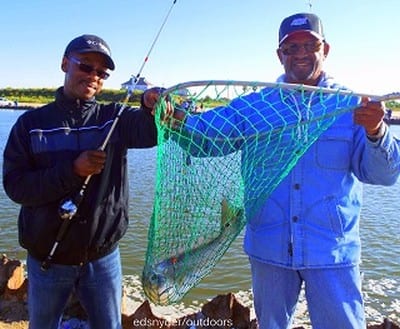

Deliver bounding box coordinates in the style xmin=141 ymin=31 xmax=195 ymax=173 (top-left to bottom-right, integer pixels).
xmin=161 ymin=101 xmax=186 ymax=128
xmin=141 ymin=87 xmax=186 ymax=128
xmin=353 ymin=97 xmax=386 ymax=137
xmin=73 ymin=150 xmax=107 ymax=177
xmin=142 ymin=87 xmax=166 ymax=115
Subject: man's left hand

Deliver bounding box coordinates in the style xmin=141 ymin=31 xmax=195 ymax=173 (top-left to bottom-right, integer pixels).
xmin=353 ymin=98 xmax=385 ymax=136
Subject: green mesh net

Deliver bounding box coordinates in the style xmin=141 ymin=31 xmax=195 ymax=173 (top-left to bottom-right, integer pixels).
xmin=141 ymin=80 xmax=365 ymax=305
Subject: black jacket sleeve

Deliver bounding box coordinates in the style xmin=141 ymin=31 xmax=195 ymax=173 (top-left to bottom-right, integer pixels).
xmin=119 ymin=105 xmax=158 ymax=148
xmin=2 ymin=115 xmax=83 ymax=207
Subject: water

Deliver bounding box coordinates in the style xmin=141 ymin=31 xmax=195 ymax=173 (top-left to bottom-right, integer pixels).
xmin=0 ymin=109 xmax=399 ymax=323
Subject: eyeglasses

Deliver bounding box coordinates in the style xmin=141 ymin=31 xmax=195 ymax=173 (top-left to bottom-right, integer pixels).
xmin=68 ymin=56 xmax=110 ymax=80
xmin=280 ymin=40 xmax=323 ymax=56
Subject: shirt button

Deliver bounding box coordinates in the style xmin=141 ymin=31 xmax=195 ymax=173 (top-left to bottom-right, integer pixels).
xmin=292 ymin=216 xmax=298 ymax=222
xmin=294 ymin=183 xmax=300 ymax=190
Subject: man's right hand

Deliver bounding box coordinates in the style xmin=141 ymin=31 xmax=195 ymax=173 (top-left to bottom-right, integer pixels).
xmin=142 ymin=87 xmax=187 ymax=128
xmin=141 ymin=87 xmax=166 ymax=115
xmin=73 ymin=150 xmax=107 ymax=177
xmin=161 ymin=101 xmax=187 ymax=129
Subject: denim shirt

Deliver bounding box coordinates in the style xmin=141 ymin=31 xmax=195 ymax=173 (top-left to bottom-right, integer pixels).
xmin=244 ymin=73 xmax=400 ymax=268
xmin=183 ymin=74 xmax=400 ymax=269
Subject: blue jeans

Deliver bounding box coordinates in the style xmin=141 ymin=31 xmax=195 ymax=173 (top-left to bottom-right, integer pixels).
xmin=249 ymin=257 xmax=366 ymax=329
xmin=27 ymin=247 xmax=122 ymax=329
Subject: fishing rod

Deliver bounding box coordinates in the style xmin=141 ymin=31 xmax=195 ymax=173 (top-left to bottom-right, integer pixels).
xmin=307 ymin=0 xmax=312 ymax=12
xmin=41 ymin=0 xmax=178 ymax=271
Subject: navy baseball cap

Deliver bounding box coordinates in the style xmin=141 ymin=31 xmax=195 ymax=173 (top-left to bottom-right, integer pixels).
xmin=64 ymin=34 xmax=115 ymax=70
xmin=279 ymin=13 xmax=325 ymax=45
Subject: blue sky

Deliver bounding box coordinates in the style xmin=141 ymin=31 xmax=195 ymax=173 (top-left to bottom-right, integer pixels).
xmin=1 ymin=0 xmax=399 ymax=95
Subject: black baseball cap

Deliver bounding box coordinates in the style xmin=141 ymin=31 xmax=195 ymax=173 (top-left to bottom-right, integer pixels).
xmin=64 ymin=34 xmax=115 ymax=70
xmin=279 ymin=13 xmax=325 ymax=45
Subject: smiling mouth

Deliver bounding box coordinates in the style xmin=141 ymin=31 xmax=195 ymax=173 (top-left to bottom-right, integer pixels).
xmin=293 ymin=60 xmax=311 ymax=67
xmin=84 ymin=81 xmax=97 ymax=90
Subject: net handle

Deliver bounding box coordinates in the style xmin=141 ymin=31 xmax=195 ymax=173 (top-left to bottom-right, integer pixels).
xmin=162 ymin=80 xmax=400 ymax=102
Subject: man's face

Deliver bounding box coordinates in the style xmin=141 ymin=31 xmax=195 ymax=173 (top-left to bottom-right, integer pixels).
xmin=277 ymin=32 xmax=330 ymax=86
xmin=61 ymin=52 xmax=110 ymax=100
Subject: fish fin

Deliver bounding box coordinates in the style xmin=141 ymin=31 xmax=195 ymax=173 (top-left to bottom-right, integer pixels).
xmin=221 ymin=198 xmax=244 ymax=231
xmin=221 ymin=197 xmax=235 ymax=228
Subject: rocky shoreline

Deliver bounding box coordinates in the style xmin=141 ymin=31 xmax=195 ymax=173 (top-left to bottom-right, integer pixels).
xmin=1 ymin=254 xmax=399 ymax=329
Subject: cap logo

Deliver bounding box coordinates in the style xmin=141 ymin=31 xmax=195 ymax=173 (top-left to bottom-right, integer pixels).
xmin=86 ymin=39 xmax=110 ymax=55
xmin=290 ymin=17 xmax=309 ymax=27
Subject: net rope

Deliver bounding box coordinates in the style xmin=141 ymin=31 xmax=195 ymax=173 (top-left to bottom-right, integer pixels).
xmin=141 ymin=80 xmax=397 ymax=305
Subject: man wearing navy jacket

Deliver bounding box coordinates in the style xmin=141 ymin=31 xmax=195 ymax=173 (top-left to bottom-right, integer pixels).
xmin=3 ymin=34 xmax=161 ymax=329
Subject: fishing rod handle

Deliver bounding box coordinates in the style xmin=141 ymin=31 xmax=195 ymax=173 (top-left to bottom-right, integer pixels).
xmin=41 ymin=212 xmax=75 ymax=271
xmin=40 ymin=241 xmax=59 ymax=271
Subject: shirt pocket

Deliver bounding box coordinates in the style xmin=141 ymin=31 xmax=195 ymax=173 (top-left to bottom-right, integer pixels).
xmin=305 ymin=196 xmax=346 ymax=239
xmin=247 ymin=196 xmax=286 ymax=230
xmin=315 ymin=126 xmax=353 ymax=170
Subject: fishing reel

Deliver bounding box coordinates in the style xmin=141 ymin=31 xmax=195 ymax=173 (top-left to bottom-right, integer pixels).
xmin=58 ymin=189 xmax=84 ymax=220
xmin=58 ymin=197 xmax=79 ymax=220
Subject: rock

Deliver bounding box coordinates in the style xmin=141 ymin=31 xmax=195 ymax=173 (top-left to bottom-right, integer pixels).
xmin=0 ymin=298 xmax=29 ymax=322
xmin=200 ymin=293 xmax=251 ymax=329
xmin=249 ymin=319 xmax=258 ymax=329
xmin=368 ymin=318 xmax=400 ymax=329
xmin=0 ymin=254 xmax=25 ymax=296
xmin=122 ymin=300 xmax=170 ymax=329
xmin=3 ymin=278 xmax=28 ymax=302
xmin=1 ymin=253 xmax=399 ymax=328
xmin=122 ymin=293 xmax=255 ymax=329
xmin=63 ymin=285 xmax=127 ymax=321
xmin=174 ymin=312 xmax=202 ymax=329
xmin=63 ymin=289 xmax=88 ymax=321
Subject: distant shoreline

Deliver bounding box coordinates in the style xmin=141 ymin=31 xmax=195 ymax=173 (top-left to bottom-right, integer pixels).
xmin=2 ymin=104 xmax=400 ymax=125
xmin=1 ymin=103 xmax=44 ymax=110
xmin=389 ymin=116 xmax=400 ymax=125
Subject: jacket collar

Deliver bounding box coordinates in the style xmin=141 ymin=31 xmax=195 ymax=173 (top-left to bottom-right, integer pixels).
xmin=315 ymin=72 xmax=340 ymax=88
xmin=55 ymin=87 xmax=97 ymax=114
xmin=276 ymin=72 xmax=341 ymax=89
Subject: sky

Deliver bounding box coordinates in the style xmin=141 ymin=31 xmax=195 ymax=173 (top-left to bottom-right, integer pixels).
xmin=1 ymin=0 xmax=399 ymax=96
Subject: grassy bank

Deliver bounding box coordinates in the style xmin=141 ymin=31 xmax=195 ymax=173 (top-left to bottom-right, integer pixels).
xmin=0 ymin=88 xmax=225 ymax=109
xmin=0 ymin=88 xmax=142 ymax=107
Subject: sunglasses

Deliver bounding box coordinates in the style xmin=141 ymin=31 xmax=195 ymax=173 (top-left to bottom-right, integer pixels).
xmin=68 ymin=56 xmax=110 ymax=80
xmin=280 ymin=40 xmax=323 ymax=56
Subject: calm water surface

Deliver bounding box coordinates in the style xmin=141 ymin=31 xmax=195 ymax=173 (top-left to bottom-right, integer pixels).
xmin=0 ymin=109 xmax=398 ymax=321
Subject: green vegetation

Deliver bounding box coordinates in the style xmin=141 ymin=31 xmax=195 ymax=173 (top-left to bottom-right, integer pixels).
xmin=386 ymin=100 xmax=400 ymax=112
xmin=0 ymin=87 xmax=143 ymax=106
xmin=0 ymin=87 xmax=226 ymax=109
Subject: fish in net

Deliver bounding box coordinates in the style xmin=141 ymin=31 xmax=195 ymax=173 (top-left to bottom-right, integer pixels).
xmin=141 ymin=80 xmax=398 ymax=305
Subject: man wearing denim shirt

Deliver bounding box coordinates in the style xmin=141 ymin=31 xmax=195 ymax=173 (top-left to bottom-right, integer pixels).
xmin=243 ymin=13 xmax=400 ymax=329
xmin=167 ymin=12 xmax=400 ymax=329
